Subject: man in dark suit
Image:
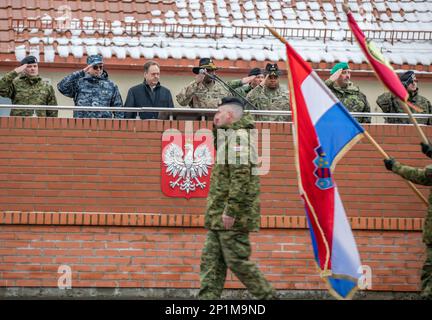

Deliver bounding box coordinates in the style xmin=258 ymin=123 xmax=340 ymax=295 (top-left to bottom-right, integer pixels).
xmin=124 ymin=61 xmax=174 ymax=119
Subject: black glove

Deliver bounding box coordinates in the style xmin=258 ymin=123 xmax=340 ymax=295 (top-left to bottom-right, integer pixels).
xmin=384 ymin=158 xmax=395 ymax=171
xmin=421 ymin=142 xmax=432 ymax=159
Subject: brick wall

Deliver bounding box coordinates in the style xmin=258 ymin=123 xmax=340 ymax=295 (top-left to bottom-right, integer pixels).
xmin=0 ymin=117 xmax=430 ymax=294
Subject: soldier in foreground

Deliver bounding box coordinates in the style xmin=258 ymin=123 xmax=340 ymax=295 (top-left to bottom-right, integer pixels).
xmin=57 ymin=54 xmax=123 ymax=119
xmin=325 ymin=62 xmax=371 ymax=123
xmin=246 ymin=63 xmax=290 ymax=122
xmin=377 ymin=70 xmax=432 ymax=125
xmin=0 ymin=55 xmax=57 ymax=117
xmin=199 ymin=97 xmax=276 ymax=300
xmin=384 ymin=143 xmax=432 ymax=299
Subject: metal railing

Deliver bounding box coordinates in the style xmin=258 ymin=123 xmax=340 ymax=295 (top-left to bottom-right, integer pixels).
xmin=0 ymin=104 xmax=431 ymax=121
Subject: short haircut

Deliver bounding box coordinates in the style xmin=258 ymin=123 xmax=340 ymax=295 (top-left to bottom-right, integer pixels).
xmin=144 ymin=61 xmax=159 ymax=73
xmin=220 ymin=103 xmax=244 ymax=120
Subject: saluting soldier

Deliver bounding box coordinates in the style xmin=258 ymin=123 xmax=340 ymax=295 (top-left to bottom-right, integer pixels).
xmin=57 ymin=54 xmax=123 ymax=119
xmin=176 ymin=58 xmax=229 ymax=109
xmin=229 ymin=67 xmax=265 ymax=98
xmin=0 ymin=55 xmax=57 ymax=117
xmin=377 ymin=71 xmax=432 ymax=125
xmin=325 ymin=62 xmax=371 ymax=124
xmin=246 ymin=63 xmax=290 ymax=122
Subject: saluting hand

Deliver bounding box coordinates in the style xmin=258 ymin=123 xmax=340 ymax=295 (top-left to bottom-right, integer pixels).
xmin=83 ymin=65 xmax=92 ymax=73
xmin=222 ymin=214 xmax=235 ymax=229
xmin=261 ymin=74 xmax=269 ymax=86
xmin=195 ymin=73 xmax=205 ymax=84
xmin=329 ymin=68 xmax=343 ymax=82
xmin=14 ymin=64 xmax=28 ymax=74
xmin=241 ymin=75 xmax=256 ymax=85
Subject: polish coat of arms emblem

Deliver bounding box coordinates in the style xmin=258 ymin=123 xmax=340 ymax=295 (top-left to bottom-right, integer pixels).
xmin=161 ymin=135 xmax=214 ymax=199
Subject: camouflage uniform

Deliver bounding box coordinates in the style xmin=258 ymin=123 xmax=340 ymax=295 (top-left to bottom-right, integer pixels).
xmin=199 ymin=113 xmax=276 ymax=300
xmin=225 ymin=79 xmax=254 ymax=98
xmin=246 ymin=84 xmax=290 ymax=121
xmin=0 ymin=71 xmax=57 ymax=117
xmin=325 ymin=79 xmax=371 ymax=123
xmin=376 ymin=91 xmax=432 ymax=125
xmin=57 ymin=70 xmax=123 ymax=118
xmin=391 ymin=161 xmax=432 ymax=299
xmin=176 ymin=80 xmax=230 ymax=109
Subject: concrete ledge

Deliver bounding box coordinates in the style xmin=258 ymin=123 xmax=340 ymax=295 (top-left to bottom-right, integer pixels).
xmin=0 ymin=287 xmax=421 ymax=300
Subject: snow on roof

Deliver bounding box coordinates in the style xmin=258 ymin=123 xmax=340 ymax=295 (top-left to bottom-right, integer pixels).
xmin=3 ymin=0 xmax=432 ymax=67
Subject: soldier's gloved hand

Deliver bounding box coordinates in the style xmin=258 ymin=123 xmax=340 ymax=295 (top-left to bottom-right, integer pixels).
xmin=421 ymin=142 xmax=432 ymax=159
xmin=384 ymin=158 xmax=396 ymax=171
xmin=14 ymin=64 xmax=28 ymax=74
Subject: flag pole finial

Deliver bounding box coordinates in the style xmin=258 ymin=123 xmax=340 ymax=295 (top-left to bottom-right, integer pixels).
xmin=342 ymin=2 xmax=350 ymax=14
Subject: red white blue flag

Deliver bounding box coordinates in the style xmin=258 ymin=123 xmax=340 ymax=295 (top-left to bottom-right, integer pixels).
xmin=286 ymin=42 xmax=364 ymax=299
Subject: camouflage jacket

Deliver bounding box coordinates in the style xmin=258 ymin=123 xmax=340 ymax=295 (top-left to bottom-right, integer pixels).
xmin=226 ymin=79 xmax=254 ymax=98
xmin=325 ymin=79 xmax=371 ymax=123
xmin=57 ymin=70 xmax=123 ymax=118
xmin=0 ymin=71 xmax=57 ymax=117
xmin=246 ymin=84 xmax=290 ymax=121
xmin=205 ymin=113 xmax=260 ymax=232
xmin=376 ymin=91 xmax=432 ymax=125
xmin=176 ymin=79 xmax=230 ymax=109
xmin=392 ymin=161 xmax=432 ymax=244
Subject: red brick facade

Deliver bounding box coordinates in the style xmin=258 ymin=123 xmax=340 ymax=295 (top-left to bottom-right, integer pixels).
xmin=0 ymin=117 xmax=430 ymax=293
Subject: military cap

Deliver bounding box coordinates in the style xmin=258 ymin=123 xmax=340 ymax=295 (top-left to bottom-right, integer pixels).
xmin=192 ymin=58 xmax=219 ymax=74
xmin=248 ymin=67 xmax=263 ymax=76
xmin=218 ymin=96 xmax=244 ymax=109
xmin=264 ymin=63 xmax=281 ymax=76
xmin=87 ymin=54 xmax=103 ymax=66
xmin=330 ymin=62 xmax=350 ymax=75
xmin=20 ymin=55 xmax=38 ymax=65
xmin=400 ymin=70 xmax=415 ymax=87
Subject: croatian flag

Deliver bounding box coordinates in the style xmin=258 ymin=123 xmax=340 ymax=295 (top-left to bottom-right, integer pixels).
xmin=286 ymin=42 xmax=364 ymax=300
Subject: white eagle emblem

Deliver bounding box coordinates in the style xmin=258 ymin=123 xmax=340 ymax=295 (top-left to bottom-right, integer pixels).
xmin=163 ymin=141 xmax=213 ymax=194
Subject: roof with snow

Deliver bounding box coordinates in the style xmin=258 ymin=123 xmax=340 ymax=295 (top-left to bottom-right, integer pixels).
xmin=1 ymin=0 xmax=431 ymax=72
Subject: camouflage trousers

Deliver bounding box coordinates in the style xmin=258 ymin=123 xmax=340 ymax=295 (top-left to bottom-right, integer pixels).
xmin=421 ymin=245 xmax=432 ymax=299
xmin=198 ymin=230 xmax=276 ymax=300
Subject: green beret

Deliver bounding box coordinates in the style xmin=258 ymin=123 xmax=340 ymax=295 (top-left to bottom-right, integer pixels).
xmin=330 ymin=62 xmax=350 ymax=75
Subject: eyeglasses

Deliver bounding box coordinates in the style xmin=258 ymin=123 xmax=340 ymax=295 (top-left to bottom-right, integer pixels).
xmin=92 ymin=65 xmax=103 ymax=70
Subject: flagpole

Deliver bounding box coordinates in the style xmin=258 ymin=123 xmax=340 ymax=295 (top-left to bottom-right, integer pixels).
xmin=363 ymin=131 xmax=428 ymax=205
xmin=266 ymin=25 xmax=428 ymax=207
xmin=341 ymin=2 xmax=429 ymax=145
xmin=398 ymin=100 xmax=429 ymax=145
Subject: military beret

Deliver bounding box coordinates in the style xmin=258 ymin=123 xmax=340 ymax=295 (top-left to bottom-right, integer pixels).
xmin=87 ymin=54 xmax=103 ymax=66
xmin=400 ymin=70 xmax=415 ymax=87
xmin=20 ymin=55 xmax=38 ymax=65
xmin=219 ymin=96 xmax=245 ymax=109
xmin=330 ymin=62 xmax=350 ymax=75
xmin=248 ymin=67 xmax=263 ymax=76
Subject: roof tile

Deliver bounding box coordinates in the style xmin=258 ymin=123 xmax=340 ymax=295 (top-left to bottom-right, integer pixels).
xmin=1 ymin=0 xmax=431 ymax=69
